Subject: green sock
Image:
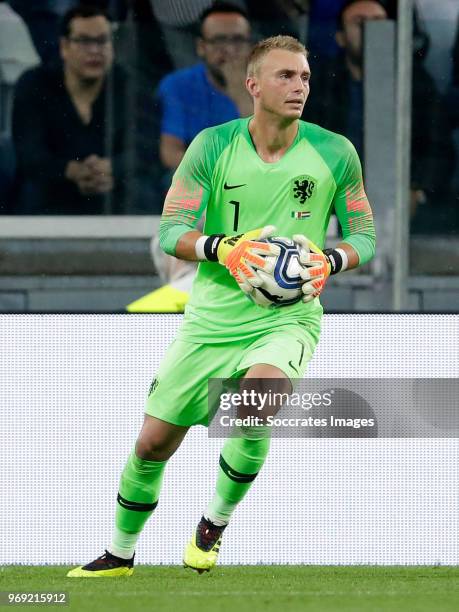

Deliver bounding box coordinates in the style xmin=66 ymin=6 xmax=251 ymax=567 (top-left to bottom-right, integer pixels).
xmin=110 ymin=449 xmax=167 ymax=559
xmin=205 ymin=432 xmax=271 ymax=525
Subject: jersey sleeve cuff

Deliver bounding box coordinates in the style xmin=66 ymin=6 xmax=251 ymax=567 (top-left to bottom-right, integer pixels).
xmin=159 ymin=223 xmax=195 ymax=256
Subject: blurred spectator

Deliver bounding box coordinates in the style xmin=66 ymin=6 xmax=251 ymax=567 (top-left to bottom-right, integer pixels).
xmin=7 ymin=1 xmax=126 ymax=65
xmin=150 ymin=0 xmax=248 ymax=70
xmin=157 ymin=1 xmax=252 ymax=171
xmin=12 ymin=4 xmax=137 ymax=214
xmin=305 ymin=0 xmax=455 ymax=224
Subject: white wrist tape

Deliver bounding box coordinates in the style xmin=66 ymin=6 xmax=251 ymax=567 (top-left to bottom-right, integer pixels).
xmin=195 ymin=235 xmax=209 ymax=261
xmin=335 ymin=248 xmax=349 ymax=272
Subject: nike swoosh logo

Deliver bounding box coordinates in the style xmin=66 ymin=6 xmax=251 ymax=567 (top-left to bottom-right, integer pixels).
xmin=224 ymin=182 xmax=247 ymax=190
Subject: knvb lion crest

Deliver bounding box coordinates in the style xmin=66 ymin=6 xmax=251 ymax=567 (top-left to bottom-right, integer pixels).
xmin=292 ymin=175 xmax=316 ymax=205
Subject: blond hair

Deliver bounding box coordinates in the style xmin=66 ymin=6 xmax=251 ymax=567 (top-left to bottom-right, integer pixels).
xmin=247 ymin=35 xmax=308 ymax=77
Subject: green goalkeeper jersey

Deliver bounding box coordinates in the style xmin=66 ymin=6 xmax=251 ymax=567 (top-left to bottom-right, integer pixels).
xmin=159 ymin=117 xmax=376 ymax=342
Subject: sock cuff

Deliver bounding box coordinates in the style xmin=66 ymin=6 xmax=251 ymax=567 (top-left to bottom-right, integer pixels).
xmin=131 ymin=450 xmax=168 ymax=471
xmin=117 ymin=492 xmax=158 ymax=512
xmin=219 ymin=454 xmax=259 ymax=483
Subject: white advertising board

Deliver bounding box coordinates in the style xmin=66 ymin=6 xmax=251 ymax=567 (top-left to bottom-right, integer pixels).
xmin=1 ymin=314 xmax=457 ymax=565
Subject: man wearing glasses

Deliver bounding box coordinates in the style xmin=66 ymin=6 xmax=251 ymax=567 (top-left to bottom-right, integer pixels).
xmin=12 ymin=5 xmax=125 ymax=214
xmin=158 ymin=2 xmax=253 ymax=171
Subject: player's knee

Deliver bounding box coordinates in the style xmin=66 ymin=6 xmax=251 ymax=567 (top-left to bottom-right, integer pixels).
xmin=135 ymin=435 xmax=176 ymax=461
xmin=242 ymin=367 xmax=291 ymax=394
xmin=238 ymin=373 xmax=291 ymax=419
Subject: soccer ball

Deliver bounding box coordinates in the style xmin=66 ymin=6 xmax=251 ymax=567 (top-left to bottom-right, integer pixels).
xmin=248 ymin=237 xmax=305 ymax=308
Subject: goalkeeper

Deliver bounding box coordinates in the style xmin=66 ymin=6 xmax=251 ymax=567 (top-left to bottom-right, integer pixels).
xmin=68 ymin=34 xmax=375 ymax=577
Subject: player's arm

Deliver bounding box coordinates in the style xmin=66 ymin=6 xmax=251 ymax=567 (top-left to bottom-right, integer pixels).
xmin=332 ymin=140 xmax=376 ymax=269
xmin=159 ymin=128 xmax=212 ymax=260
xmin=295 ymin=140 xmax=376 ymax=302
xmin=174 ymin=226 xmax=278 ymax=293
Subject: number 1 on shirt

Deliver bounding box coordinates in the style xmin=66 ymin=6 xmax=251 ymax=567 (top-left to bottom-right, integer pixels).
xmin=228 ymin=200 xmax=240 ymax=231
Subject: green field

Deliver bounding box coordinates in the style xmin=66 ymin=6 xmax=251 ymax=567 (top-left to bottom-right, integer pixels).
xmin=1 ymin=565 xmax=458 ymax=612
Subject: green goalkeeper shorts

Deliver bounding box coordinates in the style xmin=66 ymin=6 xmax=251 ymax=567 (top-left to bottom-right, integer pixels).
xmin=145 ymin=318 xmax=322 ymax=427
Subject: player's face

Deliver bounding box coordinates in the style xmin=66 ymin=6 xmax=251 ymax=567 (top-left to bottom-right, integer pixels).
xmin=337 ymin=1 xmax=387 ymax=66
xmin=60 ymin=16 xmax=113 ymax=82
xmin=250 ymin=49 xmax=311 ymax=120
xmin=197 ymin=12 xmax=251 ymax=86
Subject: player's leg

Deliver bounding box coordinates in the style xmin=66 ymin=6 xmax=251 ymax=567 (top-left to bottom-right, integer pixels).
xmin=184 ymin=320 xmax=321 ymax=572
xmin=67 ymin=338 xmax=242 ymax=577
xmin=205 ymin=364 xmax=289 ymax=520
xmin=67 ymin=415 xmax=188 ymax=578
xmin=112 ymin=416 xmax=189 ymax=556
xmin=183 ymin=364 xmax=289 ymax=572
xmin=67 ymin=337 xmax=214 ymax=578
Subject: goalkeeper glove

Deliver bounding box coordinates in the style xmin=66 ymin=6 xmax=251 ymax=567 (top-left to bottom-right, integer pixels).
xmin=202 ymin=226 xmax=278 ymax=293
xmin=293 ymin=234 xmax=347 ymax=303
